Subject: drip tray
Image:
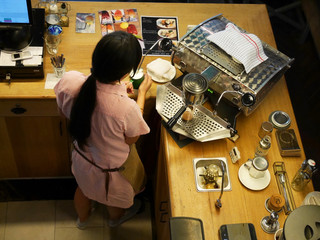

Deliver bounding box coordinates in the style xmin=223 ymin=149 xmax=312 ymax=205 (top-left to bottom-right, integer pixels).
xmin=193 ymin=157 xmax=231 ymax=192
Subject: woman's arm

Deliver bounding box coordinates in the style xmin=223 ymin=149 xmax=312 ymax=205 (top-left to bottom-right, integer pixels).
xmin=125 ymin=135 xmax=139 ymax=145
xmin=124 ymin=73 xmax=152 ymax=145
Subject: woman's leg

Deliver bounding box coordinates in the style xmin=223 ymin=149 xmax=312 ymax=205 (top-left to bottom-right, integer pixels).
xmin=74 ymin=186 xmax=91 ymax=222
xmin=106 ymin=206 xmax=125 ymax=220
xmin=106 ymin=199 xmax=141 ymax=227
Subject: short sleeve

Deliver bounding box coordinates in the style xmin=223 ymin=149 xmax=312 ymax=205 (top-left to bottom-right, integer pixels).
xmin=123 ymin=103 xmax=150 ymax=138
xmin=54 ymin=71 xmax=86 ymax=119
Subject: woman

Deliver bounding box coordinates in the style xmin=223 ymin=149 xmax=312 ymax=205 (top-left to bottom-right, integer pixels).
xmin=54 ymin=31 xmax=152 ymax=228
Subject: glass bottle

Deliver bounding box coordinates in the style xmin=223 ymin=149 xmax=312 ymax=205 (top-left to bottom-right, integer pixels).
xmin=49 ymin=0 xmax=58 ymax=14
xmin=255 ymin=135 xmax=271 ymax=157
xmin=291 ymin=159 xmax=317 ymax=191
xmin=38 ymin=0 xmax=49 ymax=15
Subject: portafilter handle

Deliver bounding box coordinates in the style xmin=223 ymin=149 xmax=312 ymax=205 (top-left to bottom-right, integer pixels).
xmin=165 ymin=105 xmax=187 ymax=129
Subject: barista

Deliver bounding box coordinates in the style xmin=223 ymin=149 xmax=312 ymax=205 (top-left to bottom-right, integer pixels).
xmin=54 ymin=31 xmax=152 ymax=228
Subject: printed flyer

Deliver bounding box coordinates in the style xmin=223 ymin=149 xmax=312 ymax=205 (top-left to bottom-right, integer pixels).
xmin=76 ymin=13 xmax=95 ymax=33
xmin=98 ymin=9 xmax=144 ymax=48
xmin=99 ymin=9 xmax=140 ymax=36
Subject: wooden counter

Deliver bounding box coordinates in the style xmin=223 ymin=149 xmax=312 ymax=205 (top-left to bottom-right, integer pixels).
xmin=2 ymin=1 xmax=281 ymax=99
xmin=145 ymin=3 xmax=313 ymax=240
xmin=0 ymin=2 xmax=313 ymax=239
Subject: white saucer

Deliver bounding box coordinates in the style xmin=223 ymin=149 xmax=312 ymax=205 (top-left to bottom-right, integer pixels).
xmin=238 ymin=163 xmax=271 ymax=191
xmin=147 ymin=61 xmax=176 ymax=83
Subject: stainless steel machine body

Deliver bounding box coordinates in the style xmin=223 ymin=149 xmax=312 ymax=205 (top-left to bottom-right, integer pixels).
xmin=156 ymin=14 xmax=293 ymax=142
xmin=172 ymin=14 xmax=293 ymax=115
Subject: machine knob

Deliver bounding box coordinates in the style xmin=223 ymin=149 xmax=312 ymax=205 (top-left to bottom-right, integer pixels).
xmin=232 ymin=83 xmax=241 ymax=91
xmin=241 ymin=92 xmax=255 ymax=107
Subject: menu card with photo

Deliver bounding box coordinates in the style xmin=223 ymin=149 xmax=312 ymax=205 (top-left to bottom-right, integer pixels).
xmin=76 ymin=13 xmax=95 ymax=33
xmin=98 ymin=9 xmax=144 ymax=48
xmin=141 ymin=16 xmax=179 ymax=56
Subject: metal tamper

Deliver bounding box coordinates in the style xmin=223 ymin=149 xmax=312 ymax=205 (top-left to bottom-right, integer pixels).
xmin=260 ymin=211 xmax=280 ymax=234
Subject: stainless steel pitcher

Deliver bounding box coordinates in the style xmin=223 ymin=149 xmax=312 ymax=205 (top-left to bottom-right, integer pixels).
xmin=166 ymin=73 xmax=208 ymax=129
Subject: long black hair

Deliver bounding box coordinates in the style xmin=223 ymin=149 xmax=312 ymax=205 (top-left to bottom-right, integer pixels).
xmin=69 ymin=31 xmax=142 ymax=149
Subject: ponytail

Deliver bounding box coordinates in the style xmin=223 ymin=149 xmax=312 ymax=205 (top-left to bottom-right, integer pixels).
xmin=69 ymin=31 xmax=142 ymax=149
xmin=69 ymin=75 xmax=97 ymax=149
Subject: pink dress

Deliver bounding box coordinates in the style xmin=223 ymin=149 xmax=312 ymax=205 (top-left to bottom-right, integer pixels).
xmin=54 ymin=71 xmax=150 ymax=208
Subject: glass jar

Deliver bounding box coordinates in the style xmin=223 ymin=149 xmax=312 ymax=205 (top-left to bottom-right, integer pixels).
xmin=44 ymin=25 xmax=63 ymax=55
xmin=59 ymin=14 xmax=69 ymax=27
xmin=255 ymin=135 xmax=271 ymax=157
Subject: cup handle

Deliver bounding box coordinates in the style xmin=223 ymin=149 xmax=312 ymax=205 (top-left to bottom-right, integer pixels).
xmin=244 ymin=159 xmax=253 ymax=170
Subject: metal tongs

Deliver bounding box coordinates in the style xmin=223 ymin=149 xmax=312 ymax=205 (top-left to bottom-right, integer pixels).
xmin=215 ymin=163 xmax=225 ymax=209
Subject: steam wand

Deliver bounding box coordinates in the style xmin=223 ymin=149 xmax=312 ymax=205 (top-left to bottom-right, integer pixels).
xmin=213 ymin=88 xmax=256 ymax=116
xmin=213 ymin=90 xmax=239 ymax=116
xmin=137 ymin=38 xmax=172 ymax=71
xmin=215 ymin=163 xmax=225 ymax=209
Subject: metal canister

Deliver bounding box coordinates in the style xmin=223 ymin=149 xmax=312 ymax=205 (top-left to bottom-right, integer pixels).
xmin=182 ymin=73 xmax=208 ymax=106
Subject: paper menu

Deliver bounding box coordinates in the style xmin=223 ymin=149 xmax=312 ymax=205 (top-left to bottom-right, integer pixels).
xmin=140 ymin=16 xmax=179 ymax=56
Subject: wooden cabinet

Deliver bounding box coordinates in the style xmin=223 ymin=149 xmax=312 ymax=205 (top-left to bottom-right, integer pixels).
xmin=154 ymin=130 xmax=171 ymax=240
xmin=0 ymin=99 xmax=71 ymax=178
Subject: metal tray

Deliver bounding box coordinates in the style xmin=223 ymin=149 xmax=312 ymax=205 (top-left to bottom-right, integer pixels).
xmin=156 ymin=83 xmax=231 ymax=142
xmin=193 ymin=157 xmax=231 ymax=192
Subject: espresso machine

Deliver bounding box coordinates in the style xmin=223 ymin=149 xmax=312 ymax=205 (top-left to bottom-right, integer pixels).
xmin=156 ymin=14 xmax=293 ymax=142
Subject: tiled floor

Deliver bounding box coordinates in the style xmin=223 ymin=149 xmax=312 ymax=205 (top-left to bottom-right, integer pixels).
xmin=0 ymin=199 xmax=153 ymax=240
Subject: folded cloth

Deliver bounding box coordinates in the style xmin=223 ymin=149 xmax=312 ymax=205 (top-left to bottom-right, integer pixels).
xmin=147 ymin=58 xmax=173 ymax=81
xmin=206 ymin=23 xmax=268 ymax=73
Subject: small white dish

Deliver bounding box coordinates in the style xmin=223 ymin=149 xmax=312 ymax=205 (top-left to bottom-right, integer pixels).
xmin=157 ymin=29 xmax=177 ymax=39
xmin=156 ymin=18 xmax=176 ymax=29
xmin=238 ymin=163 xmax=270 ymax=191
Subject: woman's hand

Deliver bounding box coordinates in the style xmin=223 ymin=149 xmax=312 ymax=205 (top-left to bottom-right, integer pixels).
xmin=136 ymin=73 xmax=152 ymax=115
xmin=138 ymin=73 xmax=152 ymax=95
xmin=125 ymin=81 xmax=134 ymax=94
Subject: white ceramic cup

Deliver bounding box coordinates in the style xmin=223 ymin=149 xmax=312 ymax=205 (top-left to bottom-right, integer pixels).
xmin=130 ymin=68 xmax=145 ymax=89
xmin=245 ymin=156 xmax=269 ymax=179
